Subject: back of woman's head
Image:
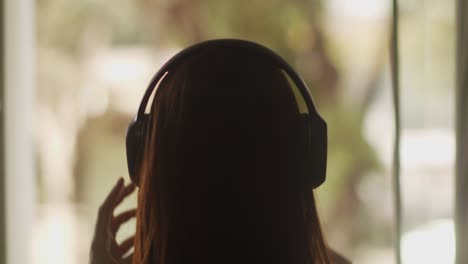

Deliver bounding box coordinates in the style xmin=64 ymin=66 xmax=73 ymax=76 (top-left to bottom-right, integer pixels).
xmin=133 ymin=46 xmax=331 ymax=264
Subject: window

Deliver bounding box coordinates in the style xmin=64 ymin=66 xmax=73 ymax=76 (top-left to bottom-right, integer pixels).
xmin=2 ymin=0 xmax=462 ymax=263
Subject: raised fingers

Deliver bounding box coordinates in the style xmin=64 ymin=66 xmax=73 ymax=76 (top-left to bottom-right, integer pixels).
xmin=118 ymin=235 xmax=135 ymax=256
xmin=114 ymin=183 xmax=136 ymax=208
xmin=102 ymin=178 xmax=124 ymax=209
xmin=123 ymin=254 xmax=134 ymax=264
xmin=97 ymin=178 xmax=125 ymax=226
xmin=111 ymin=209 xmax=137 ymax=234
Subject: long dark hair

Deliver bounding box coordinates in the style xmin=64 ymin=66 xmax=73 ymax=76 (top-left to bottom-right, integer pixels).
xmin=133 ymin=47 xmax=332 ymax=264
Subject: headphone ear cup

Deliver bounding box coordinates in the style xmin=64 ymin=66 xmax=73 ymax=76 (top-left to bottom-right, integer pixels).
xmin=126 ymin=114 xmax=150 ymax=187
xmin=300 ymin=114 xmax=328 ymax=189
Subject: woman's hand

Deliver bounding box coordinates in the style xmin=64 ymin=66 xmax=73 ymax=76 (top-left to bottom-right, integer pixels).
xmin=90 ymin=178 xmax=137 ymax=264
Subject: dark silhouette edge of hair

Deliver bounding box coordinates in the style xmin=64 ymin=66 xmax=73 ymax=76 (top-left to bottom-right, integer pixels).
xmin=129 ymin=39 xmax=336 ymax=264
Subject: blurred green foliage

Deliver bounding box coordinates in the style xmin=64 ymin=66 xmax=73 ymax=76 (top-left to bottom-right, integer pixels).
xmin=37 ymin=0 xmax=387 ymax=255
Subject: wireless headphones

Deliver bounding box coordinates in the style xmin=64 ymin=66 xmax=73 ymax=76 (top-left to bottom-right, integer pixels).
xmin=126 ymin=39 xmax=327 ymax=190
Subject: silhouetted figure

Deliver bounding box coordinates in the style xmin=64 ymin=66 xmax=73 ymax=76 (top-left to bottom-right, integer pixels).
xmin=90 ymin=40 xmax=351 ymax=264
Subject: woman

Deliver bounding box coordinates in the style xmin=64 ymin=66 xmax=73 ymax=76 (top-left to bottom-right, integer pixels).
xmin=90 ymin=41 xmax=351 ymax=264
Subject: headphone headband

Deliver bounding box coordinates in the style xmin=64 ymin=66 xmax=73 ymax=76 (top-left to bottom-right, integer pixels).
xmin=137 ymin=39 xmax=318 ymax=120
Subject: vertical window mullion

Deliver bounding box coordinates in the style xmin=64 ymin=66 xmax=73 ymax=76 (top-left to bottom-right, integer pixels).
xmin=390 ymin=0 xmax=402 ymax=263
xmin=455 ymin=1 xmax=468 ymax=263
xmin=0 ymin=0 xmax=6 ymax=262
xmin=4 ymin=0 xmax=36 ymax=263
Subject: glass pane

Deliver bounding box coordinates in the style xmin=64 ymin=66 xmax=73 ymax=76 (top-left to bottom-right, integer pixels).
xmin=399 ymin=0 xmax=455 ymax=263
